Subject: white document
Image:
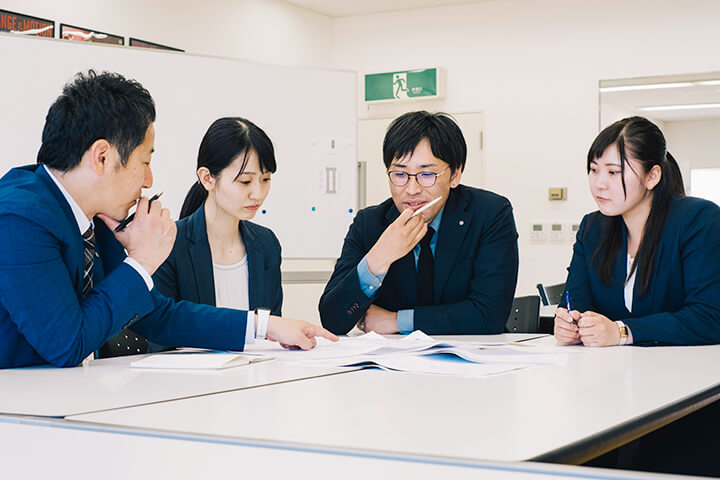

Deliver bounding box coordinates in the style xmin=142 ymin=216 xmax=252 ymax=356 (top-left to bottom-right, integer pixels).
xmin=241 ymin=331 xmax=569 ymax=378
xmin=130 ymin=352 xmax=273 ymax=370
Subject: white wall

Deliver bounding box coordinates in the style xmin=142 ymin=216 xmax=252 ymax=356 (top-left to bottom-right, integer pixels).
xmin=664 ymin=119 xmax=720 ymax=170
xmin=331 ymin=0 xmax=720 ymax=295
xmin=1 ymin=0 xmax=333 ymax=67
xmin=2 ymin=0 xmax=336 ymax=324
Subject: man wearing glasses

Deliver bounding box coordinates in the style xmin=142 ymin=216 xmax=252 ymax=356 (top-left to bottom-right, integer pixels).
xmin=319 ymin=111 xmax=519 ymax=335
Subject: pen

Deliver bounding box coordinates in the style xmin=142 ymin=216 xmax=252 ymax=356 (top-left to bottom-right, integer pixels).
xmin=564 ymin=290 xmax=572 ymax=312
xmin=410 ymin=196 xmax=442 ymax=218
xmin=114 ymin=192 xmax=163 ymax=233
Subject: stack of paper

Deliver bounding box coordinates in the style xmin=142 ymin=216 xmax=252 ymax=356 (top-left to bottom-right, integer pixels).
xmin=130 ymin=352 xmax=273 ymax=370
xmin=242 ymin=331 xmax=570 ymax=378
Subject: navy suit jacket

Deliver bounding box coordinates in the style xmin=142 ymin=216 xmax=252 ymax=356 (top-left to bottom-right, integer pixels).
xmin=319 ymin=184 xmax=519 ymax=335
xmin=564 ymin=196 xmax=720 ymax=345
xmin=153 ymin=205 xmax=282 ymax=315
xmin=0 ymin=165 xmax=249 ymax=368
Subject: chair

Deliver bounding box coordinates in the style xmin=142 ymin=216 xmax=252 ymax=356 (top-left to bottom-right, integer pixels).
xmin=505 ymin=295 xmax=541 ymax=333
xmin=536 ymin=282 xmax=565 ymax=306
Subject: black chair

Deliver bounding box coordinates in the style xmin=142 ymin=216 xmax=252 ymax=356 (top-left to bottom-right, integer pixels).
xmin=536 ymin=282 xmax=565 ymax=306
xmin=505 ymin=295 xmax=541 ymax=333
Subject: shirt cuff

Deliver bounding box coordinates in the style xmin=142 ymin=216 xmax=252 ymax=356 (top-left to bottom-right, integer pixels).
xmin=124 ymin=257 xmax=154 ymax=291
xmin=397 ymin=309 xmax=414 ymax=334
xmin=357 ymin=256 xmax=386 ymax=298
xmin=245 ymin=310 xmax=256 ymax=345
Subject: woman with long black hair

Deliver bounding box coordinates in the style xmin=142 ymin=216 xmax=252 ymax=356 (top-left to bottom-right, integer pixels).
xmin=154 ymin=117 xmax=282 ymax=320
xmin=555 ymin=116 xmax=720 ymax=346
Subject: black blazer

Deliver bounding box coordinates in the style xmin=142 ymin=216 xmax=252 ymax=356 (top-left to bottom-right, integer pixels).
xmin=319 ymin=184 xmax=519 ymax=335
xmin=154 ymin=205 xmax=282 ymax=315
xmin=563 ymin=195 xmax=720 ymax=345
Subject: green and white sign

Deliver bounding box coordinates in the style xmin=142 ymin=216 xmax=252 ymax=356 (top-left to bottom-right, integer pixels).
xmin=365 ymin=68 xmax=443 ymax=103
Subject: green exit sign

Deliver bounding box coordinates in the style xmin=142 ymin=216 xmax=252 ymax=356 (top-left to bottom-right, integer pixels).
xmin=365 ymin=68 xmax=444 ymax=103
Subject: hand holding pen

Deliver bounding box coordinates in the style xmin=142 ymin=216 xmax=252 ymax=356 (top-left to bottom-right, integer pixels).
xmin=115 ymin=192 xmax=163 ymax=232
xmin=554 ymin=290 xmax=581 ymax=344
xmin=96 ymin=193 xmax=177 ymax=275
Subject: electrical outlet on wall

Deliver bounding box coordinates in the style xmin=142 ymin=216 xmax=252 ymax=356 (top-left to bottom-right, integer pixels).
xmin=530 ymin=223 xmax=546 ymax=241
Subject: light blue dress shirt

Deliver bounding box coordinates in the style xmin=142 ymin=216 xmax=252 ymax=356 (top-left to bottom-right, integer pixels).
xmin=357 ymin=208 xmax=444 ymax=334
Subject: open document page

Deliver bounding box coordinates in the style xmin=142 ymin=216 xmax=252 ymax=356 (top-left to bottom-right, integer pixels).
xmin=243 ymin=331 xmax=571 ymax=378
xmin=130 ymin=351 xmax=273 ymax=370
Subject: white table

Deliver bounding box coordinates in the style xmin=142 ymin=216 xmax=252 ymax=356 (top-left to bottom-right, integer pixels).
xmin=0 ymin=348 xmax=350 ymax=417
xmin=0 ymin=417 xmax=692 ymax=480
xmin=65 ymin=336 xmax=720 ymax=464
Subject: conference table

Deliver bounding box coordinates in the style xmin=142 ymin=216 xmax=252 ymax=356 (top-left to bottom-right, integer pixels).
xmin=2 ymin=334 xmax=719 ymax=478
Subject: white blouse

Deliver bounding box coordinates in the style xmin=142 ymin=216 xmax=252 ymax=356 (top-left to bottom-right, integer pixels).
xmin=213 ymin=256 xmax=250 ymax=311
xmin=624 ymin=254 xmax=636 ymax=313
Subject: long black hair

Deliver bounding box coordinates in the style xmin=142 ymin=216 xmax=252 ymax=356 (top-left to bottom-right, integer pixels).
xmin=180 ymin=117 xmax=277 ymax=219
xmin=588 ymin=116 xmax=685 ymax=296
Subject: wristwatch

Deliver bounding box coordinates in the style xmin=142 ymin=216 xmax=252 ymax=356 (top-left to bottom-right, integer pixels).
xmin=255 ymin=308 xmax=270 ymax=340
xmin=616 ymin=320 xmax=628 ymax=346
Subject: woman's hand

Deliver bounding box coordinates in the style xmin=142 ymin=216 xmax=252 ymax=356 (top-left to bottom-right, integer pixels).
xmin=577 ymin=311 xmax=622 ymax=347
xmin=554 ymin=307 xmax=581 ymax=344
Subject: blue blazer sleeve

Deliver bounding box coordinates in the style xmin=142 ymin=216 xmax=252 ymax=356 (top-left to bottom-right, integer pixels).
xmin=318 ymin=209 xmax=376 ymax=334
xmin=625 ymin=201 xmax=720 ymax=344
xmin=0 ymin=213 xmax=154 ymax=367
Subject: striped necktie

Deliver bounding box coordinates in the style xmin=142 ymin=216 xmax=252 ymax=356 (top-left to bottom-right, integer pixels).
xmin=80 ymin=226 xmax=95 ymax=300
xmin=80 ymin=226 xmax=149 ymax=358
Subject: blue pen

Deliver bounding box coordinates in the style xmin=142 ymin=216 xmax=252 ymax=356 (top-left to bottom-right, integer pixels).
xmin=564 ymin=290 xmax=572 ymax=312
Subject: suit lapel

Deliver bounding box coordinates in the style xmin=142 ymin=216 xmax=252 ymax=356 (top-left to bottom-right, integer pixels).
xmin=187 ymin=207 xmax=216 ymax=305
xmin=240 ymin=222 xmax=263 ymax=310
xmin=631 ymin=242 xmax=662 ymax=316
xmin=434 ymin=189 xmax=472 ymax=302
xmin=36 ymin=166 xmax=86 ymax=290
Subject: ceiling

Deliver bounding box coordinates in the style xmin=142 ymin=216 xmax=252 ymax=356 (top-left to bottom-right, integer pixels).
xmin=601 ymin=73 xmax=720 ymax=122
xmin=282 ymin=0 xmax=493 ymax=17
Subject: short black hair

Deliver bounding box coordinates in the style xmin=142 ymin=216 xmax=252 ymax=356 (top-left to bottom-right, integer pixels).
xmin=383 ymin=111 xmax=466 ymax=173
xmin=37 ymin=70 xmax=156 ymax=171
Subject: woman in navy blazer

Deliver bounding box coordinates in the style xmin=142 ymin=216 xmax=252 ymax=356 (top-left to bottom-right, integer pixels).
xmin=154 ymin=117 xmax=282 ymax=315
xmin=555 ymin=116 xmax=720 ymax=346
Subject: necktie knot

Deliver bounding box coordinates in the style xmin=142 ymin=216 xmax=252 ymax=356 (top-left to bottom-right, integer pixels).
xmin=420 ymin=226 xmax=435 ymax=248
xmin=83 ymin=226 xmax=95 ymax=248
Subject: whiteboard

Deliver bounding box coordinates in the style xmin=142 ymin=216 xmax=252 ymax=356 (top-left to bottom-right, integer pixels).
xmin=0 ymin=34 xmax=357 ymax=258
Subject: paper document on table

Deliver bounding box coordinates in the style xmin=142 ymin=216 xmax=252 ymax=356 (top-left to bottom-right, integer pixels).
xmin=243 ymin=331 xmax=453 ymax=361
xmin=130 ymin=352 xmax=273 ymax=370
xmin=243 ymin=331 xmax=568 ymax=377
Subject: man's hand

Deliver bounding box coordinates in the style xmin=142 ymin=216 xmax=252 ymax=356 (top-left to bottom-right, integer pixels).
xmin=554 ymin=307 xmax=581 ymax=345
xmin=366 ymin=208 xmax=427 ymax=276
xmin=358 ymin=304 xmax=399 ymax=334
xmin=98 ymin=196 xmax=176 ymax=275
xmin=578 ymin=311 xmax=627 ymax=347
xmin=266 ymin=316 xmax=338 ymax=350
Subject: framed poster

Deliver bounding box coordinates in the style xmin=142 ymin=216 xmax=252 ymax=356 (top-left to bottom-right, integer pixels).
xmin=129 ymin=37 xmax=184 ymax=52
xmin=0 ymin=9 xmax=54 ymax=37
xmin=60 ymin=24 xmax=123 ymax=45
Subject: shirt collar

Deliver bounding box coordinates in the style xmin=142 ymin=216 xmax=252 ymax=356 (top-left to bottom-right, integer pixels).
xmin=43 ymin=165 xmax=92 ymax=234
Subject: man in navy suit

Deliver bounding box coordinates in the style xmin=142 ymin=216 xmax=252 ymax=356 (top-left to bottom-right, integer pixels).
xmin=319 ymin=111 xmax=518 ymax=335
xmin=0 ymin=71 xmax=335 ymax=368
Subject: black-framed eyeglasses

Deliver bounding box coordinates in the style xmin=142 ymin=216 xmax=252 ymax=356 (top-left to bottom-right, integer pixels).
xmin=387 ymin=166 xmax=449 ymax=187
